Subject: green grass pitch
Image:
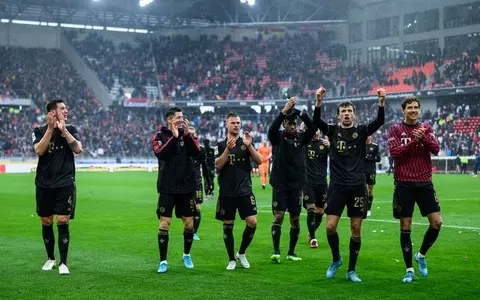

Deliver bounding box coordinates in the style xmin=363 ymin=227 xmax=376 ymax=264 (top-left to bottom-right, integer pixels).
xmin=0 ymin=172 xmax=479 ymax=299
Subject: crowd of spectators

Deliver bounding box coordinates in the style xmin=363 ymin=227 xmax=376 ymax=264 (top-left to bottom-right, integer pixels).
xmin=67 ymin=31 xmax=479 ymax=102
xmin=1 ymin=34 xmax=479 ymax=160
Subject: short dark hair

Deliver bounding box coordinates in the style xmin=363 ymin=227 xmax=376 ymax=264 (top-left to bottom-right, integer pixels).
xmin=401 ymin=96 xmax=421 ymax=110
xmin=165 ymin=107 xmax=182 ymax=119
xmin=337 ymin=101 xmax=356 ymax=115
xmin=226 ymin=112 xmax=239 ymax=119
xmin=45 ymin=99 xmax=64 ymax=113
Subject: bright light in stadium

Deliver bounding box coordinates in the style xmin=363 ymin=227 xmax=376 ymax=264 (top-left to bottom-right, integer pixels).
xmin=0 ymin=18 xmax=9 ymax=23
xmin=139 ymin=0 xmax=154 ymax=7
xmin=240 ymin=0 xmax=255 ymax=6
xmin=60 ymin=23 xmax=86 ymax=29
xmin=106 ymin=27 xmax=129 ymax=32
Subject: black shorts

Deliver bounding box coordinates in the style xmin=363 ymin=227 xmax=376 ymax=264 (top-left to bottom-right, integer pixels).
xmin=365 ymin=172 xmax=376 ymax=185
xmin=325 ymin=183 xmax=367 ymax=218
xmin=215 ymin=194 xmax=257 ymax=221
xmin=393 ymin=181 xmax=441 ymax=219
xmin=272 ymin=188 xmax=303 ymax=215
xmin=303 ymin=185 xmax=327 ymax=209
xmin=36 ymin=184 xmax=76 ymax=217
xmin=157 ymin=192 xmax=196 ymax=219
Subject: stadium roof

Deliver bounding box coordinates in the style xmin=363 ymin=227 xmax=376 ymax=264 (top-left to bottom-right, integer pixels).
xmin=0 ymin=0 xmax=350 ymax=29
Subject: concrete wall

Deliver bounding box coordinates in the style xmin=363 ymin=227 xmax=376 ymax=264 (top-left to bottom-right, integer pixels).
xmin=0 ymin=24 xmax=60 ymax=48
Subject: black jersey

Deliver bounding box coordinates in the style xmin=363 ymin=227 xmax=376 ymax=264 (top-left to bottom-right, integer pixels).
xmin=305 ymin=139 xmax=329 ymax=187
xmin=314 ymin=107 xmax=384 ymax=185
xmin=152 ymin=127 xmax=201 ymax=194
xmin=33 ymin=125 xmax=80 ymax=188
xmin=268 ymin=111 xmax=318 ymax=190
xmin=365 ymin=143 xmax=380 ymax=173
xmin=216 ymin=137 xmax=253 ymax=197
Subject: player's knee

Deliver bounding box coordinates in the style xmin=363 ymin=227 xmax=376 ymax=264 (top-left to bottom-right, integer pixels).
xmin=326 ymin=223 xmax=337 ymax=234
xmin=246 ymin=216 xmax=257 ymax=228
xmin=290 ymin=215 xmax=300 ymax=228
xmin=273 ymin=212 xmax=284 ymax=225
xmin=315 ymin=207 xmax=324 ymax=215
xmin=41 ymin=217 xmax=53 ymax=226
xmin=350 ymin=223 xmax=361 ymax=235
xmin=159 ymin=220 xmax=171 ymax=231
xmin=400 ymin=218 xmax=412 ymax=231
xmin=184 ymin=223 xmax=194 ymax=232
xmin=56 ymin=215 xmax=69 ymax=225
xmin=431 ymin=219 xmax=443 ymax=230
xmin=195 ymin=204 xmax=201 ymax=211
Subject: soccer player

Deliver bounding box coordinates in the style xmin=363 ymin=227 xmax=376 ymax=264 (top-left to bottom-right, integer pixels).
xmin=203 ymin=139 xmax=216 ymax=199
xmin=189 ymin=127 xmax=213 ymax=241
xmin=258 ymin=141 xmax=272 ymax=189
xmin=268 ymin=97 xmax=318 ymax=263
xmin=215 ymin=112 xmax=262 ymax=270
xmin=152 ymin=107 xmax=201 ymax=273
xmin=303 ymin=130 xmax=329 ymax=248
xmin=33 ymin=99 xmax=83 ymax=275
xmin=388 ymin=96 xmax=442 ymax=283
xmin=365 ymin=136 xmax=381 ymax=217
xmin=314 ymin=88 xmax=386 ymax=282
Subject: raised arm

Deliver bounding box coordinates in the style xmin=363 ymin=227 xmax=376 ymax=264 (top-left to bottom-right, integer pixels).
xmin=269 ymin=97 xmax=296 ymax=145
xmin=33 ymin=127 xmax=53 ymax=157
xmin=366 ymin=89 xmax=386 ymax=135
xmin=299 ymin=111 xmax=318 ymax=145
xmin=216 ymin=140 xmax=233 ymax=171
xmin=268 ymin=113 xmax=284 ymax=146
xmin=313 ymin=107 xmax=329 ymax=135
xmin=313 ymin=88 xmax=330 ymax=135
xmin=243 ymin=132 xmax=262 ymax=165
xmin=33 ymin=112 xmax=56 ymax=156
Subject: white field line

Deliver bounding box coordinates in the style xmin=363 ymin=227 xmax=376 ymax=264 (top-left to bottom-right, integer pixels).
xmin=255 ymin=204 xmax=480 ymax=231
xmin=256 ymin=197 xmax=479 ymax=209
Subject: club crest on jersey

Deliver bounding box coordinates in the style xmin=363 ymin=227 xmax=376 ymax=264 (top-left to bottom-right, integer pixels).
xmin=320 ymin=145 xmax=325 ymax=150
xmin=241 ymin=145 xmax=246 ymax=151
xmin=401 ymin=138 xmax=411 ymax=146
xmin=352 ymin=132 xmax=358 ymax=139
xmin=304 ymin=195 xmax=309 ymax=201
xmin=180 ymin=141 xmax=185 ymax=147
